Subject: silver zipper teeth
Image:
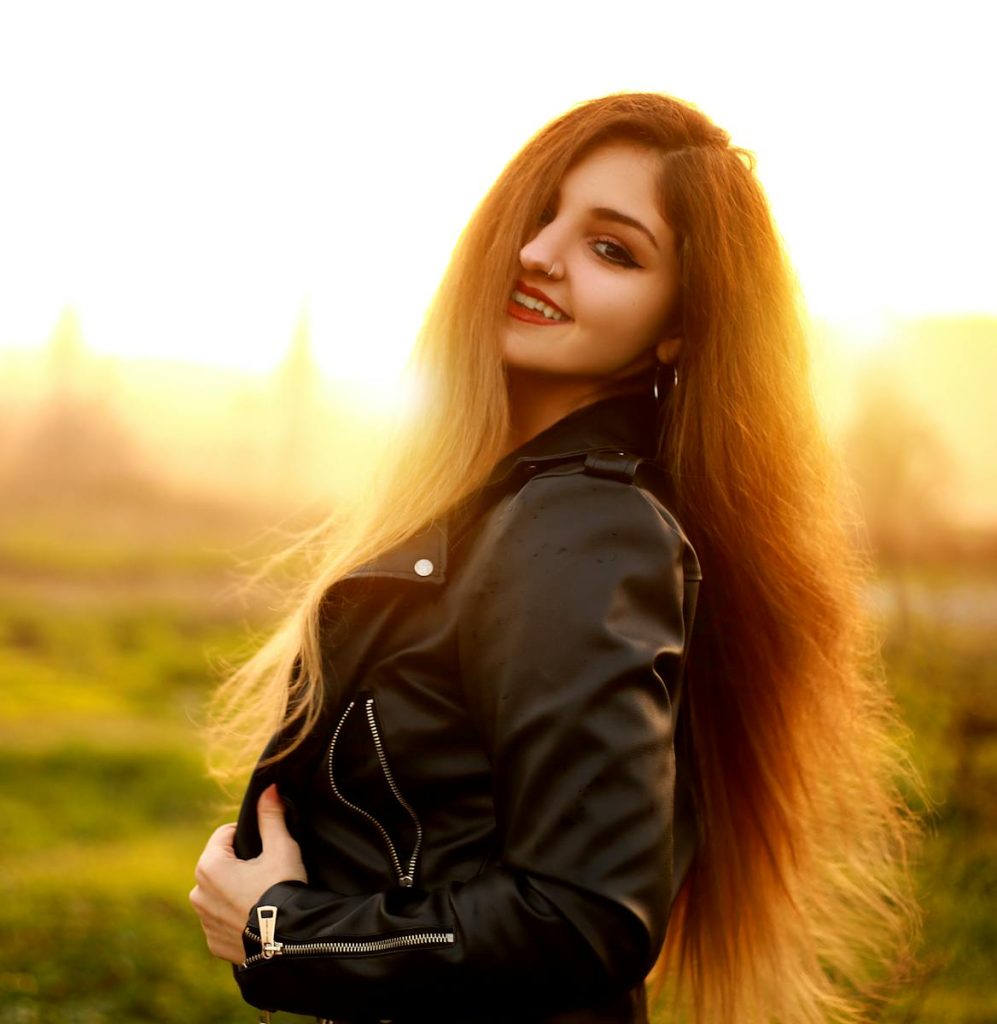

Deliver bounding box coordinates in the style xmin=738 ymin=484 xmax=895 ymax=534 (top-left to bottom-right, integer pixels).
xmin=325 ymin=696 xmax=423 ymax=888
xmin=327 ymin=700 xmax=409 ymax=885
xmin=363 ymin=698 xmax=424 ymax=884
xmin=241 ymin=925 xmax=455 ymax=967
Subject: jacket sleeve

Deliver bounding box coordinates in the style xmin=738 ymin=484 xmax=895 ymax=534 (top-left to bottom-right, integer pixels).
xmin=234 ymin=472 xmax=695 ymax=1022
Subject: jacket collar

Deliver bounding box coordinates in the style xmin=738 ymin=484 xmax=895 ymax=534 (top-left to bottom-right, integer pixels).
xmin=344 ymin=390 xmax=661 ymax=585
xmin=484 ymin=390 xmax=660 ymax=487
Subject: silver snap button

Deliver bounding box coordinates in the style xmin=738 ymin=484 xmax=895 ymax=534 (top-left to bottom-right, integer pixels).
xmin=413 ymin=558 xmax=434 ymax=577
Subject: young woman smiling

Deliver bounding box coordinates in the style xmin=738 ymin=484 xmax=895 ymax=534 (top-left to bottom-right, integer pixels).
xmin=190 ymin=93 xmax=925 ymax=1024
xmin=502 ymin=141 xmax=683 ymax=451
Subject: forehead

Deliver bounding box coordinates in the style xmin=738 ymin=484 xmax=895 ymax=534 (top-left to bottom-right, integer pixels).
xmin=558 ymin=141 xmax=664 ymax=213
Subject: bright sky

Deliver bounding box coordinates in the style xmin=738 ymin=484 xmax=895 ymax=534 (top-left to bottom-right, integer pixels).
xmin=0 ymin=0 xmax=993 ymax=379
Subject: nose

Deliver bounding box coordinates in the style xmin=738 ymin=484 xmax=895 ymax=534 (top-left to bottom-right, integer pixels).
xmin=519 ymin=226 xmax=563 ymax=280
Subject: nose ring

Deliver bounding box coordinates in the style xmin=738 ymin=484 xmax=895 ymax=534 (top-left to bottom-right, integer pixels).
xmin=545 ymin=262 xmax=557 ymax=278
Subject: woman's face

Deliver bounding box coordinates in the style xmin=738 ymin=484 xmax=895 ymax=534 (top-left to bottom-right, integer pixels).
xmin=502 ymin=141 xmax=681 ymax=382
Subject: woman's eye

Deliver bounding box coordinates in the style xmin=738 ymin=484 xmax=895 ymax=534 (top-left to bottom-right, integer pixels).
xmin=538 ymin=206 xmax=555 ymax=227
xmin=592 ymin=239 xmax=638 ymax=268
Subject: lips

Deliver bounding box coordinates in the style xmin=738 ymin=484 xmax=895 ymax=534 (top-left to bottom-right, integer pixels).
xmin=514 ymin=280 xmax=570 ymax=318
xmin=508 ymin=279 xmax=572 ymax=326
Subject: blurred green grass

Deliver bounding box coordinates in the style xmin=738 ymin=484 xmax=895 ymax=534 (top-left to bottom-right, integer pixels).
xmin=1 ymin=528 xmax=994 ymax=1023
xmin=872 ymin=621 xmax=997 ymax=1024
xmin=0 ymin=522 xmax=266 ymax=1023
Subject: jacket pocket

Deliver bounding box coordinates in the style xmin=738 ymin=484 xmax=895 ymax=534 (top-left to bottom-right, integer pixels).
xmin=326 ymin=691 xmax=424 ymax=888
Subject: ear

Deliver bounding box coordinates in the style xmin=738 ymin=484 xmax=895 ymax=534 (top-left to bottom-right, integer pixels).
xmin=655 ymin=336 xmax=682 ymax=364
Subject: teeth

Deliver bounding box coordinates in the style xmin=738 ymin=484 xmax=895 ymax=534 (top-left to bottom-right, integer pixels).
xmin=512 ymin=290 xmax=565 ymax=321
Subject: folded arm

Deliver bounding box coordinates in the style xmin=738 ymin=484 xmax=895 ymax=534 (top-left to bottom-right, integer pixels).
xmin=232 ymin=474 xmax=692 ymax=1021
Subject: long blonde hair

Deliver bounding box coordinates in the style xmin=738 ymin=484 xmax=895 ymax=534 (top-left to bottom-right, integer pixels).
xmin=206 ymin=92 xmax=926 ymax=1023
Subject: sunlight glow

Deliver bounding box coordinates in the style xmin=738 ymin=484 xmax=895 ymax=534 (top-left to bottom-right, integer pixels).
xmin=0 ymin=0 xmax=992 ymax=377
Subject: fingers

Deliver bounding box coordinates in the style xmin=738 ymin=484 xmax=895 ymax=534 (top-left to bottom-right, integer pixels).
xmin=206 ymin=821 xmax=238 ymax=850
xmin=197 ymin=822 xmax=237 ymax=864
xmin=194 ymin=822 xmax=237 ymax=889
xmin=189 ymin=884 xmax=229 ymax=926
xmin=189 ymin=884 xmax=246 ymax=964
xmin=256 ymin=783 xmax=290 ymax=849
xmin=255 ymin=784 xmax=308 ymax=883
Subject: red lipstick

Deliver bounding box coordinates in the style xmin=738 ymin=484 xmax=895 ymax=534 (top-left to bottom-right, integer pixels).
xmin=508 ymin=279 xmax=571 ymax=325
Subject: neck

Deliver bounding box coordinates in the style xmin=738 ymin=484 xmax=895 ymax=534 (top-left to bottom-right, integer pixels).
xmin=501 ymin=367 xmax=650 ymax=458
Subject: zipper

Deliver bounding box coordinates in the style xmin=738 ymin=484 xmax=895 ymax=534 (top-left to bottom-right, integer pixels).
xmin=326 ymin=696 xmax=424 ymax=888
xmin=257 ymin=904 xmax=282 ymax=958
xmin=363 ymin=697 xmax=424 ymax=885
xmin=241 ymin=905 xmax=455 ymax=969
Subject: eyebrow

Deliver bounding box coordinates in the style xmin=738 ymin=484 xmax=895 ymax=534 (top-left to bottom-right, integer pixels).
xmin=589 ymin=207 xmax=660 ymax=251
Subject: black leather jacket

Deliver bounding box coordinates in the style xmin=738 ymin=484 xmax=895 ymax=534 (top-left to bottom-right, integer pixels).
xmin=231 ymin=392 xmax=702 ymax=1024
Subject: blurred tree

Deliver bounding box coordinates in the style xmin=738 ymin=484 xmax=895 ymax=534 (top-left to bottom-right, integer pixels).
xmin=3 ymin=307 xmax=155 ymax=506
xmin=273 ymin=304 xmax=321 ymax=497
xmin=842 ymin=366 xmax=956 ymax=638
xmin=844 ymin=373 xmax=954 ymax=556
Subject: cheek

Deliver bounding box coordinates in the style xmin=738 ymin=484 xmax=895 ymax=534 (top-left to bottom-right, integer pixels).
xmin=575 ymin=272 xmax=638 ymax=322
xmin=581 ymin=282 xmax=664 ymax=340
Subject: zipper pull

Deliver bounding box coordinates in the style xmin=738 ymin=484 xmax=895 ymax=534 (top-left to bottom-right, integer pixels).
xmin=256 ymin=905 xmax=283 ymax=959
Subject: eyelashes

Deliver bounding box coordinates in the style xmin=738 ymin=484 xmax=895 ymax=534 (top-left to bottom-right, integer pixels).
xmin=533 ymin=208 xmax=641 ymax=269
xmin=591 ymin=239 xmax=639 ymax=268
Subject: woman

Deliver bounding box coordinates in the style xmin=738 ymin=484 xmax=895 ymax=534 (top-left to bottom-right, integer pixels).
xmin=190 ymin=93 xmax=925 ymax=1023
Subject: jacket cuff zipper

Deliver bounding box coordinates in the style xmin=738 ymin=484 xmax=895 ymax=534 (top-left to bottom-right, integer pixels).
xmin=239 ymin=904 xmax=456 ymax=970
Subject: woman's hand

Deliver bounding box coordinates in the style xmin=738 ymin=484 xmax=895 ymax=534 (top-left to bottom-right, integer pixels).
xmin=189 ymin=783 xmax=308 ymax=964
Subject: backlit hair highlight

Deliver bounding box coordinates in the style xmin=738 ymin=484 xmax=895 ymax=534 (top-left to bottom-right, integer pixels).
xmin=204 ymin=92 xmax=926 ymax=1024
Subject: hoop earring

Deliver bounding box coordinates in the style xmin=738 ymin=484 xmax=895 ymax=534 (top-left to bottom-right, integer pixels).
xmin=653 ymin=362 xmax=679 ymax=402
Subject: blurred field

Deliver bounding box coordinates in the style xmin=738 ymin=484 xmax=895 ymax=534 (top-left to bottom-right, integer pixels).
xmin=0 ymin=496 xmax=994 ymax=1024
xmin=0 ymin=493 xmax=272 ymax=1023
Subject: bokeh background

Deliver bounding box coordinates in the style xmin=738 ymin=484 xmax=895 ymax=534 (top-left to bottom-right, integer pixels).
xmin=1 ymin=1 xmax=994 ymax=1021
